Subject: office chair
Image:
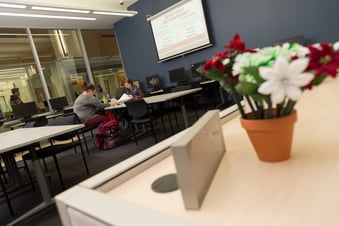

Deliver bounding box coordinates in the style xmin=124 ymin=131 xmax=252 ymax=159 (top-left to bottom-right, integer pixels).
xmin=115 ymin=87 xmax=126 ymax=99
xmin=74 ymin=112 xmax=100 ymax=155
xmin=125 ymin=99 xmax=166 ymax=145
xmin=0 ymin=157 xmax=14 ymax=217
xmin=165 ymin=84 xmax=200 ymax=129
xmin=22 ymin=113 xmax=89 ymax=190
xmin=5 ymin=117 xmax=49 ymax=191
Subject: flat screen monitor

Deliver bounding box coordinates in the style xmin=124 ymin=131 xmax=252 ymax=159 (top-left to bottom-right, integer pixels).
xmin=12 ymin=101 xmax=38 ymax=119
xmin=272 ymin=34 xmax=304 ymax=46
xmin=169 ymin=67 xmax=186 ymax=85
xmin=170 ymin=110 xmax=226 ymax=209
xmin=49 ymin=96 xmax=68 ymax=112
xmin=190 ymin=61 xmax=206 ymax=78
xmin=145 ymin=74 xmax=161 ymax=90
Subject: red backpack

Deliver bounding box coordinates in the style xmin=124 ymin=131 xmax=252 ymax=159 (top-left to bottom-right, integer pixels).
xmin=95 ymin=119 xmax=122 ymax=150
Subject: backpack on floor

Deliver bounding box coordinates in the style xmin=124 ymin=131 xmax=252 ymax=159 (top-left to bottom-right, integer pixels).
xmin=95 ymin=119 xmax=122 ymax=150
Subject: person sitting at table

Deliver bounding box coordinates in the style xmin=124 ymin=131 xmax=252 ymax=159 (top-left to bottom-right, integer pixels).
xmin=73 ymin=82 xmax=116 ymax=126
xmin=124 ymin=78 xmax=144 ymax=99
xmin=10 ymin=87 xmax=23 ymax=106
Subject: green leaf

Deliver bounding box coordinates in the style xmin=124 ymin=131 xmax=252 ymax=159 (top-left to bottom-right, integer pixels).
xmin=242 ymin=66 xmax=265 ymax=83
xmin=235 ymin=81 xmax=258 ymax=95
xmin=312 ymin=74 xmax=327 ymax=86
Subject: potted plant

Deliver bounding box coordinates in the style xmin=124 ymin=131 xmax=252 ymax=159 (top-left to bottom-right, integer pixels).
xmin=202 ymin=34 xmax=339 ymax=162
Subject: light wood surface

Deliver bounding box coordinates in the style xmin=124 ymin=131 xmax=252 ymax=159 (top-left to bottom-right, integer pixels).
xmin=104 ymin=78 xmax=339 ymax=226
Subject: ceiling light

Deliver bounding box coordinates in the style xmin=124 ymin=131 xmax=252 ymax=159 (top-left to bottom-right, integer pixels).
xmin=0 ymin=3 xmax=27 ymax=9
xmin=56 ymin=29 xmax=69 ymax=57
xmin=0 ymin=12 xmax=96 ymax=20
xmin=92 ymin=10 xmax=138 ymax=17
xmin=31 ymin=6 xmax=90 ymax=14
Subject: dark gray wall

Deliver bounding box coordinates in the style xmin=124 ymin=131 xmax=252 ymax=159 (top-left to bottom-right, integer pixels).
xmin=115 ymin=0 xmax=339 ymax=91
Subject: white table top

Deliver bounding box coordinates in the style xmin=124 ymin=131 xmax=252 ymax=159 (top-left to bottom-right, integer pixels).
xmin=0 ymin=124 xmax=84 ymax=153
xmin=105 ymin=88 xmax=202 ymax=110
xmin=143 ymin=88 xmax=202 ymax=104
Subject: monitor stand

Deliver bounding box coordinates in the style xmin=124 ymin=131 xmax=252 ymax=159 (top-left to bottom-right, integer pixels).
xmin=151 ymin=173 xmax=178 ymax=193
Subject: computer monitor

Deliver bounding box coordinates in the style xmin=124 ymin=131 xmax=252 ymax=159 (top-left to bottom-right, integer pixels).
xmin=145 ymin=74 xmax=161 ymax=90
xmin=169 ymin=67 xmax=186 ymax=85
xmin=12 ymin=101 xmax=38 ymax=119
xmin=49 ymin=96 xmax=68 ymax=112
xmin=272 ymin=34 xmax=305 ymax=46
xmin=190 ymin=61 xmax=206 ymax=78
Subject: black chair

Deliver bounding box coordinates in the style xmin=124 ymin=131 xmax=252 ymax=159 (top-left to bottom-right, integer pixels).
xmin=0 ymin=117 xmax=47 ymax=217
xmin=22 ymin=113 xmax=89 ymax=190
xmin=4 ymin=117 xmax=48 ymax=190
xmin=115 ymin=87 xmax=126 ymax=99
xmin=170 ymin=84 xmax=201 ymax=124
xmin=72 ymin=112 xmax=103 ymax=155
xmin=0 ymin=156 xmax=14 ymax=217
xmin=125 ymin=99 xmax=166 ymax=145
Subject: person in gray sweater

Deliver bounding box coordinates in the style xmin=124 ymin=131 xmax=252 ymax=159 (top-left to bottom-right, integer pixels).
xmin=73 ymin=82 xmax=116 ymax=126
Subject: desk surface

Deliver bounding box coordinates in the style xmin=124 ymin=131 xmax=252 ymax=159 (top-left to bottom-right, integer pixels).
xmin=103 ymin=79 xmax=339 ymax=226
xmin=105 ymin=88 xmax=202 ymax=110
xmin=0 ymin=124 xmax=84 ymax=153
xmin=144 ymin=88 xmax=201 ymax=104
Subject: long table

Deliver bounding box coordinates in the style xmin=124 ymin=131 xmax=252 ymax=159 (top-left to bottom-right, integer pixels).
xmin=0 ymin=124 xmax=84 ymax=225
xmin=106 ymin=88 xmax=202 ymax=128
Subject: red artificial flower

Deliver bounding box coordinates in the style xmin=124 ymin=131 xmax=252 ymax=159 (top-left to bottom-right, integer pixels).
xmin=224 ymin=33 xmax=257 ymax=53
xmin=203 ymin=52 xmax=226 ymax=72
xmin=307 ymin=43 xmax=339 ymax=78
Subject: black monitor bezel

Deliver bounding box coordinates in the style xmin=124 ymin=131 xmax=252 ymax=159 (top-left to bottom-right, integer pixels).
xmin=168 ymin=67 xmax=186 ymax=84
xmin=12 ymin=101 xmax=38 ymax=119
xmin=49 ymin=96 xmax=68 ymax=111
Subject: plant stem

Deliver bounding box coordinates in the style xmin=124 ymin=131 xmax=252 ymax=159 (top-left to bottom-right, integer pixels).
xmin=245 ymin=95 xmax=259 ymax=118
xmin=276 ymin=103 xmax=283 ymax=117
xmin=266 ymin=98 xmax=273 ymax=118
xmin=283 ymin=100 xmax=296 ymax=115
xmin=230 ymin=86 xmax=247 ymax=119
xmin=254 ymin=100 xmax=263 ymax=119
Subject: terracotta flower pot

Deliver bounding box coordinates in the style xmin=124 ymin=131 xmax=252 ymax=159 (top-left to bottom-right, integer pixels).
xmin=240 ymin=110 xmax=297 ymax=162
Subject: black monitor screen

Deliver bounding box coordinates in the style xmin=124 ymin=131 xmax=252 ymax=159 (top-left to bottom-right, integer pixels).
xmin=169 ymin=67 xmax=186 ymax=84
xmin=145 ymin=74 xmax=161 ymax=89
xmin=190 ymin=61 xmax=206 ymax=78
xmin=49 ymin=96 xmax=68 ymax=111
xmin=12 ymin=102 xmax=38 ymax=119
xmin=272 ymin=34 xmax=304 ymax=46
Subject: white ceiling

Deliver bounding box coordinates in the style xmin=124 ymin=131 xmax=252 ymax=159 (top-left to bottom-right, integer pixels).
xmin=0 ymin=0 xmax=139 ymax=29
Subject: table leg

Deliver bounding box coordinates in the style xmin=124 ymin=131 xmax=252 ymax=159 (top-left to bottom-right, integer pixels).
xmin=216 ymin=86 xmax=226 ymax=109
xmin=2 ymin=152 xmax=23 ymax=185
xmin=180 ymin=103 xmax=189 ymax=128
xmin=29 ymin=145 xmax=52 ymax=202
xmin=7 ymin=145 xmax=53 ymax=225
xmin=7 ymin=200 xmax=55 ymax=226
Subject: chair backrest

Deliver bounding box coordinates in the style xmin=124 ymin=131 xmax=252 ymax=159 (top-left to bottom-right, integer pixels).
xmin=47 ymin=113 xmax=81 ymax=141
xmin=171 ymin=85 xmax=192 ymax=93
xmin=163 ymin=86 xmax=175 ymax=93
xmin=24 ymin=116 xmax=48 ymax=128
xmin=115 ymin=87 xmax=126 ymax=99
xmin=190 ymin=81 xmax=201 ymax=88
xmin=125 ymin=99 xmax=149 ymax=119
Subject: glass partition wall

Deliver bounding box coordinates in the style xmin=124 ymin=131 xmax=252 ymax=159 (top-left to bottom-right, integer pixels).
xmin=81 ymin=30 xmax=126 ymax=101
xmin=0 ymin=28 xmax=125 ymax=119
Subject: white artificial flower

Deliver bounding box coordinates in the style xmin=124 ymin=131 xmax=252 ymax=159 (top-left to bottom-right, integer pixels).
xmin=334 ymin=41 xmax=339 ymax=51
xmin=258 ymin=57 xmax=314 ymax=104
